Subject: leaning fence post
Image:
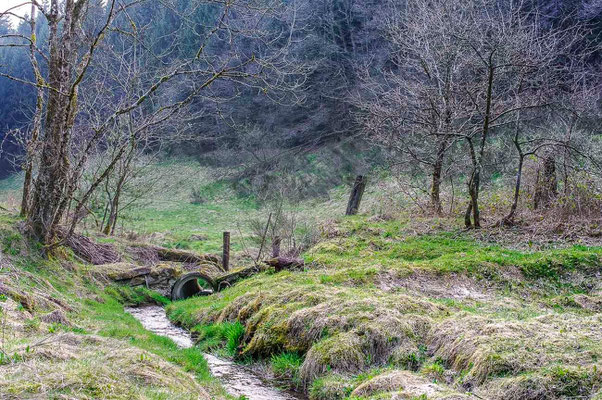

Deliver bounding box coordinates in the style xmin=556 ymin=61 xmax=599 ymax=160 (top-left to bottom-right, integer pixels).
xmin=222 ymin=231 xmax=230 ymax=271
xmin=346 ymin=175 xmax=367 ymax=216
xmin=272 ymin=236 xmax=281 ymax=258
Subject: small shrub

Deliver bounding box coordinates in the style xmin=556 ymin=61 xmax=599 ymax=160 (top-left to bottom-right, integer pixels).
xmin=1 ymin=231 xmax=23 ymax=256
xmin=392 ymin=344 xmax=428 ymax=371
xmin=190 ymin=188 xmax=205 ymax=204
xmin=421 ymin=360 xmax=445 ymax=381
xmin=24 ymin=317 xmax=40 ymax=332
xmin=190 ymin=182 xmax=226 ymax=205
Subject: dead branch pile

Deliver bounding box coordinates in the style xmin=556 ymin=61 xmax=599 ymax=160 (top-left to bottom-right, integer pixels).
xmin=126 ymin=245 xmax=160 ymax=266
xmin=62 ymin=231 xmax=121 ymax=265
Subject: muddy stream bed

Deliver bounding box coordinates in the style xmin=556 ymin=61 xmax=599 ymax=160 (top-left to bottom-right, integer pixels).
xmin=126 ymin=305 xmax=305 ymax=400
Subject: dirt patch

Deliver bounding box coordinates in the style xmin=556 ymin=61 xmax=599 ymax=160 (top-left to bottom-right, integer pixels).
xmin=378 ymin=270 xmax=495 ymax=300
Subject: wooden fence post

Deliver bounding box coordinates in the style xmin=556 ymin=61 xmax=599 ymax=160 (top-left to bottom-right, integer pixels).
xmin=346 ymin=175 xmax=367 ymax=216
xmin=256 ymin=212 xmax=272 ymax=264
xmin=272 ymin=236 xmax=281 ymax=258
xmin=222 ymin=231 xmax=230 ymax=271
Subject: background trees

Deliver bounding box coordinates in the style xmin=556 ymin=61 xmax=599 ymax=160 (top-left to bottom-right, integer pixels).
xmin=0 ymin=0 xmax=600 ymax=245
xmin=356 ymin=0 xmax=601 ymax=227
xmin=0 ymin=0 xmax=307 ymax=248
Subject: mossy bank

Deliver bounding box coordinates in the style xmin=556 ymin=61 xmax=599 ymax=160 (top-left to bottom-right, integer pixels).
xmin=167 ymin=216 xmax=602 ymax=400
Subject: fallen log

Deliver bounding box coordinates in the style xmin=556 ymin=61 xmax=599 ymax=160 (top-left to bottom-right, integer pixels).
xmin=214 ymin=265 xmax=263 ymax=291
xmin=0 ymin=282 xmax=35 ymax=311
xmin=212 ymin=258 xmax=304 ymax=291
xmin=92 ymin=262 xmax=181 ymax=297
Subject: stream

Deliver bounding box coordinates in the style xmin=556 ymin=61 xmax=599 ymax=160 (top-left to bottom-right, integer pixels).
xmin=125 ymin=305 xmax=305 ymax=400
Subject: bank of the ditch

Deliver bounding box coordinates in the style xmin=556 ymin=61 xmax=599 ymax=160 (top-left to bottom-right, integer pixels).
xmin=0 ymin=213 xmax=228 ymax=399
xmin=127 ymin=305 xmax=307 ymax=400
xmin=166 ymin=216 xmax=602 ymax=400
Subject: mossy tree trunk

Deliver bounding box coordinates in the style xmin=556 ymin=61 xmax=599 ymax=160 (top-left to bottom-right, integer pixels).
xmin=29 ymin=0 xmax=85 ymax=245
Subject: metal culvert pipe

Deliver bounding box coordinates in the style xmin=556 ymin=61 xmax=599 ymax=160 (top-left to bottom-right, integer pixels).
xmin=171 ymin=272 xmax=217 ymax=300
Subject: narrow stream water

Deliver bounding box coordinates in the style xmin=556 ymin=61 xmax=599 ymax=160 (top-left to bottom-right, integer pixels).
xmin=126 ymin=305 xmax=305 ymax=400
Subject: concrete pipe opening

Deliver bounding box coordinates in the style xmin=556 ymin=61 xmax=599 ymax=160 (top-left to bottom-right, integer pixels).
xmin=171 ymin=272 xmax=217 ymax=301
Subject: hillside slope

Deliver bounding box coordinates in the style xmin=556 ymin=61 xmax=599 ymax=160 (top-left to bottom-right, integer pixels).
xmin=0 ymin=213 xmax=226 ymax=400
xmin=167 ymin=216 xmax=602 ymax=400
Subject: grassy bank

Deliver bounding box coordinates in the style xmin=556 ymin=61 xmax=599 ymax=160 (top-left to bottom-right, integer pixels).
xmin=167 ymin=215 xmax=602 ymax=399
xmin=0 ymin=212 xmax=228 ymax=399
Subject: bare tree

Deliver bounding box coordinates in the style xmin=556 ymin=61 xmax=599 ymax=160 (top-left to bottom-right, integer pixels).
xmin=355 ymin=0 xmax=597 ymax=227
xmin=355 ymin=0 xmax=474 ymax=214
xmin=454 ymin=0 xmax=597 ymax=227
xmin=0 ymin=0 xmax=306 ymax=250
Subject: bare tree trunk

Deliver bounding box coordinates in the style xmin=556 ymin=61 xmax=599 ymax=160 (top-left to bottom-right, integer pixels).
xmin=465 ymin=61 xmax=494 ymax=229
xmin=103 ymin=172 xmax=125 ymax=235
xmin=464 ymin=138 xmax=478 ymax=228
xmin=103 ymin=194 xmax=119 ymax=235
xmin=464 ymin=201 xmax=473 ymax=227
xmin=20 ymin=3 xmax=44 ymax=217
xmin=346 ymin=175 xmax=367 ymax=216
xmin=430 ymin=138 xmax=447 ymax=214
xmin=504 ymin=154 xmax=524 ymax=224
xmin=502 ymin=115 xmax=524 ymax=225
xmin=470 ymin=173 xmax=481 ymax=228
xmin=272 ymin=236 xmax=281 ymax=257
xmin=534 ymin=154 xmax=557 ymax=210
